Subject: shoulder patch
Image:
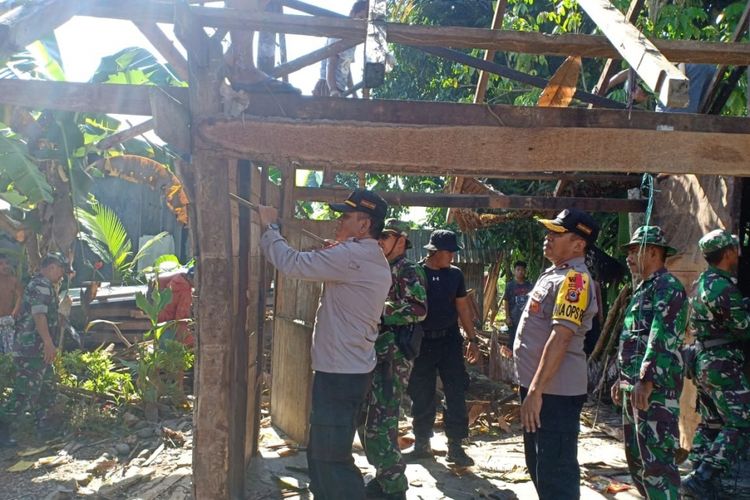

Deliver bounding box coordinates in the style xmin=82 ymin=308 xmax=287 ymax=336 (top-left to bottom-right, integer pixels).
xmin=552 ymin=270 xmax=590 ymax=326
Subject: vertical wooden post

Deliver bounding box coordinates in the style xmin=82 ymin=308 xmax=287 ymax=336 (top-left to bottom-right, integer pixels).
xmin=176 ymin=3 xmax=244 ymax=498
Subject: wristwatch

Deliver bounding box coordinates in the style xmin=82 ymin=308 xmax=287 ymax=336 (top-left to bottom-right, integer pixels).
xmin=266 ymin=223 xmax=280 ymax=232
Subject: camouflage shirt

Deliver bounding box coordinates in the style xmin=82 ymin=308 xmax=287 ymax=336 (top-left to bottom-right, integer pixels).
xmin=14 ymin=274 xmax=58 ymax=357
xmin=619 ymin=267 xmax=687 ymax=393
xmin=690 ymin=266 xmax=750 ymax=343
xmin=378 ymin=255 xmax=427 ymax=354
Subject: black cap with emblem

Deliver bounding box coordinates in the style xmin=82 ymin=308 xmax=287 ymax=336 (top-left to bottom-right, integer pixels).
xmin=538 ymin=208 xmax=600 ymax=245
xmin=329 ymin=188 xmax=388 ymax=220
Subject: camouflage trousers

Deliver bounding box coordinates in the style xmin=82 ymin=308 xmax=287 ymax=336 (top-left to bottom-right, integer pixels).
xmin=0 ymin=316 xmax=14 ymax=354
xmin=622 ymin=389 xmax=681 ymax=500
xmin=0 ymin=355 xmax=55 ymax=425
xmin=362 ymin=332 xmax=412 ymax=495
xmin=688 ymin=350 xmax=750 ymax=473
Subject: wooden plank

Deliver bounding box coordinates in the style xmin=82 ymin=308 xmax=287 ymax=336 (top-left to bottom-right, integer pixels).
xmin=198 ymin=116 xmax=750 ymax=177
xmin=236 ymin=94 xmax=750 ymax=134
xmin=577 ymin=0 xmax=688 ymax=107
xmin=0 ymin=79 xmax=189 ymax=115
xmin=0 ymin=0 xmax=76 ymax=58
xmin=592 ymin=0 xmax=645 ymax=97
xmin=474 ymin=0 xmax=507 ymax=104
xmin=295 ymin=186 xmax=647 ymax=212
xmin=96 ymin=119 xmax=154 ymax=149
xmin=421 ymin=46 xmax=622 ymax=108
xmin=73 ymin=4 xmax=750 ymax=66
xmin=364 ymin=0 xmax=387 ymax=88
xmin=134 ymin=22 xmax=189 ymax=81
xmin=149 ymin=89 xmax=192 ymax=155
xmin=269 ymin=38 xmax=358 ymax=78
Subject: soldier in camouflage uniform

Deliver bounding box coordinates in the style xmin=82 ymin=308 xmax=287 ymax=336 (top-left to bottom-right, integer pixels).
xmin=681 ymin=229 xmax=750 ymax=499
xmin=363 ymin=219 xmax=427 ymax=500
xmin=611 ymin=226 xmax=687 ymax=500
xmin=0 ymin=253 xmax=70 ymax=447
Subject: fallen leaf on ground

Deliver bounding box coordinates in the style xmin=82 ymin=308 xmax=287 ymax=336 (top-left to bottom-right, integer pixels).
xmin=276 ymin=475 xmax=308 ymax=491
xmin=17 ymin=445 xmax=49 ymax=457
xmin=606 ymin=479 xmax=632 ymax=493
xmin=7 ymin=460 xmax=35 ymax=472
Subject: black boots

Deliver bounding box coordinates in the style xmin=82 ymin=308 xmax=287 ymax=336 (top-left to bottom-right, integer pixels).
xmin=447 ymin=439 xmax=474 ymax=467
xmin=406 ymin=436 xmax=433 ymax=460
xmin=681 ymin=462 xmax=720 ymax=500
xmin=0 ymin=421 xmax=17 ymax=447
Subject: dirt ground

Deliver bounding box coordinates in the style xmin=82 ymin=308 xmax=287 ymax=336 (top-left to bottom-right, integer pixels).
xmin=0 ymin=402 xmax=747 ymax=499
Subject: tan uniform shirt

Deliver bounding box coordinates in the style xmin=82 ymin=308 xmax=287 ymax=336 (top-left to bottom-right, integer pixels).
xmin=513 ymin=256 xmax=597 ymax=396
xmin=261 ymin=229 xmax=391 ymax=374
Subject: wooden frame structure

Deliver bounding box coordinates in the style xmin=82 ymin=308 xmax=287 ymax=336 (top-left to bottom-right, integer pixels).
xmin=1 ymin=0 xmax=749 ymax=498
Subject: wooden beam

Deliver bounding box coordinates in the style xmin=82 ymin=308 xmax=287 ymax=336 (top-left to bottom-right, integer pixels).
xmin=0 ymin=79 xmax=189 ymax=115
xmin=699 ymin=0 xmax=750 ymax=113
xmin=592 ymin=0 xmax=645 ymax=97
xmin=96 ymin=119 xmax=154 ymax=150
xmin=0 ymin=0 xmax=76 ymax=58
xmin=421 ymin=46 xmax=623 ymax=109
xmin=74 ymin=3 xmax=750 ymax=66
xmin=134 ymin=22 xmax=189 ymax=81
xmin=295 ymin=186 xmax=647 ymax=212
xmin=238 ymin=94 xmax=750 ymax=134
xmin=197 ymin=115 xmax=750 ymax=177
xmin=473 ymin=0 xmax=507 ymax=104
xmin=149 ymin=89 xmax=191 ymax=155
xmin=577 ymin=0 xmax=688 ymax=108
xmin=269 ymin=38 xmax=358 ymax=78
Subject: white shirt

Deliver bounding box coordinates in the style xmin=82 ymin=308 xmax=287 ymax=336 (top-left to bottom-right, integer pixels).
xmin=261 ymin=229 xmax=391 ymax=374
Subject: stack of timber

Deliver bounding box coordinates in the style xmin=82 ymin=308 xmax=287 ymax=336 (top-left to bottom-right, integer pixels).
xmin=70 ymin=285 xmax=150 ymax=346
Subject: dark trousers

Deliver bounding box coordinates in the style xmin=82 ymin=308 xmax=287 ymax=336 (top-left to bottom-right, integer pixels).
xmin=408 ymin=331 xmax=469 ymax=441
xmin=520 ymin=387 xmax=585 ymax=500
xmin=307 ymin=371 xmax=372 ymax=500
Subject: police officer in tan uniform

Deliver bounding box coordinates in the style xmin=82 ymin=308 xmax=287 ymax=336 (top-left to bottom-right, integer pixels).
xmin=514 ymin=209 xmax=600 ymax=500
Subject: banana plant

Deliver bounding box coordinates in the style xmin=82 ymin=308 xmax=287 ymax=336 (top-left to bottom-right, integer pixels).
xmin=0 ymin=36 xmax=187 ymax=270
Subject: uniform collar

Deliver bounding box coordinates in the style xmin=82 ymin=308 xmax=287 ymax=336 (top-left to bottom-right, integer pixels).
xmin=645 ymin=266 xmax=668 ymax=281
xmin=708 ymin=265 xmax=735 ymax=281
xmin=551 ymin=255 xmax=586 ymax=271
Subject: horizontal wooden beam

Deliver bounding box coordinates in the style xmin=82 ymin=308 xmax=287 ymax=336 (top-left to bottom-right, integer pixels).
xmin=0 ymin=0 xmax=77 ymax=58
xmin=73 ymin=3 xmax=750 ymax=66
xmin=0 ymin=79 xmax=189 ymax=115
xmin=197 ymin=114 xmax=750 ymax=177
xmin=238 ymin=94 xmax=750 ymax=134
xmin=295 ymin=186 xmax=647 ymax=212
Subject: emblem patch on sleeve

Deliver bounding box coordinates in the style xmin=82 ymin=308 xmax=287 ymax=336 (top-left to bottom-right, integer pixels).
xmin=552 ymin=270 xmax=589 ymax=326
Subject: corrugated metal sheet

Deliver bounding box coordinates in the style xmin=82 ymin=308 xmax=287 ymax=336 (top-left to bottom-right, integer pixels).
xmin=405 ymin=229 xmax=502 ymax=264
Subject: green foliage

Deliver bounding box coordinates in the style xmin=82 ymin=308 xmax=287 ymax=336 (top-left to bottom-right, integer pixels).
xmin=75 ymin=200 xmax=169 ymax=284
xmin=127 ymin=289 xmax=194 ymax=405
xmin=91 ymin=47 xmax=186 ymax=87
xmin=0 ymin=127 xmax=53 ymax=205
xmin=59 ymin=349 xmax=135 ymax=404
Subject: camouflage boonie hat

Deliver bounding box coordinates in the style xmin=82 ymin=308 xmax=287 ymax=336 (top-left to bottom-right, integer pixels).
xmin=622 ymin=225 xmax=677 ymax=256
xmin=699 ymin=229 xmax=739 ymax=255
xmin=45 ymin=252 xmax=72 ymax=272
xmin=380 ymin=219 xmax=412 ymax=248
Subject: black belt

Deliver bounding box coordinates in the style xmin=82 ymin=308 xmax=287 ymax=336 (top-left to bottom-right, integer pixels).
xmin=422 ymin=327 xmax=457 ymax=339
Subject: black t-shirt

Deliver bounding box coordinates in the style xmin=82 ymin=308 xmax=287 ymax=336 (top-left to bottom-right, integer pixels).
xmin=502 ymin=280 xmax=533 ymax=326
xmin=421 ymin=264 xmax=467 ymax=331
